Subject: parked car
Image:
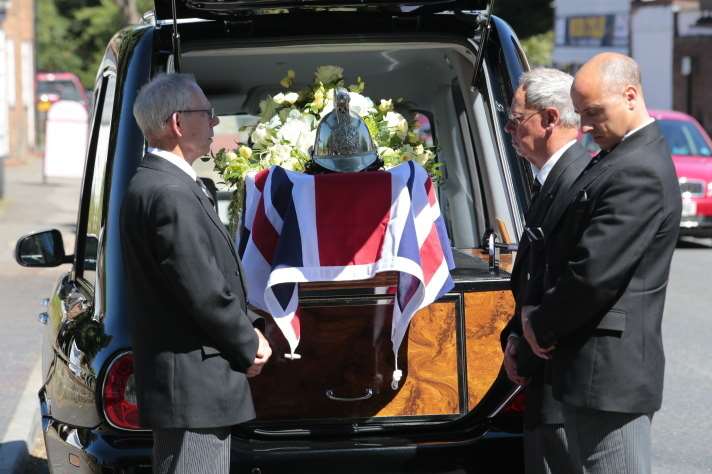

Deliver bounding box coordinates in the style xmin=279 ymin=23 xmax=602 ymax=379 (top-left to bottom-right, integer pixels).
xmin=582 ymin=109 xmax=712 ymax=237
xmin=15 ymin=1 xmax=534 ymax=472
xmin=650 ymin=110 xmax=712 ymax=237
xmin=36 ymin=71 xmax=89 ymax=111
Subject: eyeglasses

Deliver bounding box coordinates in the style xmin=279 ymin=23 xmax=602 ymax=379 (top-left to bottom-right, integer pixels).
xmin=506 ymin=110 xmax=541 ymax=129
xmin=174 ymin=107 xmax=216 ymax=120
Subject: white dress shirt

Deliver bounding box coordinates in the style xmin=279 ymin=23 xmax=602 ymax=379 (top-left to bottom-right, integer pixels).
xmin=147 ymin=147 xmax=197 ymax=181
xmin=534 ymin=139 xmax=577 ymax=187
xmin=623 ymin=117 xmax=655 ymax=142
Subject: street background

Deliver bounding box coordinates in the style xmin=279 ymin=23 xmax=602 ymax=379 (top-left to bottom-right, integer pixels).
xmin=2 ymin=0 xmax=712 ymax=472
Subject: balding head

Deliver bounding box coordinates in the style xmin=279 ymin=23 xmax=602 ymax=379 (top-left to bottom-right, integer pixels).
xmin=579 ymin=52 xmax=642 ymax=95
xmin=572 ymin=53 xmax=650 ymax=151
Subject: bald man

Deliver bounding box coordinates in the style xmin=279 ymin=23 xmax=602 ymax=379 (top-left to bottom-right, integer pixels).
xmin=520 ymin=53 xmax=682 ymax=473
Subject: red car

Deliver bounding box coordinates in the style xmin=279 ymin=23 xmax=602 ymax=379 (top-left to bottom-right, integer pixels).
xmin=582 ymin=110 xmax=712 ymax=237
xmin=36 ymin=71 xmax=89 ymax=111
xmin=650 ymin=110 xmax=712 ymax=237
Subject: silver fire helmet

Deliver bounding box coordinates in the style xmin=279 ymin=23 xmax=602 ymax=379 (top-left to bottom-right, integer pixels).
xmin=310 ymin=88 xmax=379 ymax=173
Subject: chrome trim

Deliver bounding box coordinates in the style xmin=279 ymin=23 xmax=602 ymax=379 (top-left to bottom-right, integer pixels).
xmin=325 ymin=388 xmax=374 ymax=402
xmin=679 ymin=177 xmax=705 ymax=197
xmin=487 ymin=384 xmax=523 ymax=418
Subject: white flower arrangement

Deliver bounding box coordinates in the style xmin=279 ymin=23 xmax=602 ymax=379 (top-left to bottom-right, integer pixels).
xmin=210 ymin=65 xmax=440 ymax=226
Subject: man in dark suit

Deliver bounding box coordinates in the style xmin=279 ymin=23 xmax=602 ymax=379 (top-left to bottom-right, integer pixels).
xmin=522 ymin=53 xmax=682 ymax=474
xmin=120 ymin=73 xmax=272 ymax=474
xmin=500 ymin=68 xmax=589 ymax=474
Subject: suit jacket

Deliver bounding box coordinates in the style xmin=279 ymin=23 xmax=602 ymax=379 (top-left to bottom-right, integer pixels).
xmin=500 ymin=142 xmax=591 ymax=428
xmin=120 ymin=153 xmax=262 ymax=429
xmin=530 ymin=122 xmax=682 ymax=414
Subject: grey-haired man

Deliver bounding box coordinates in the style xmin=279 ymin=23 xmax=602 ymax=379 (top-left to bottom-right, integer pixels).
xmin=500 ymin=67 xmax=589 ymax=474
xmin=120 ymin=73 xmax=272 ymax=474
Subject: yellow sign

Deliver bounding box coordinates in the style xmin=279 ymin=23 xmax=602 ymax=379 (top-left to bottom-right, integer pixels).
xmin=568 ymin=16 xmax=607 ymax=40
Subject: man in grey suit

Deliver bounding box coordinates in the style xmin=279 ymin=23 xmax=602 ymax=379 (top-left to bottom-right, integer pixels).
xmin=522 ymin=53 xmax=682 ymax=473
xmin=500 ymin=68 xmax=589 ymax=474
xmin=120 ymin=73 xmax=272 ymax=474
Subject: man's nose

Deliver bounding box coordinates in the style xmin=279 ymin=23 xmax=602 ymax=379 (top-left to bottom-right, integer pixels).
xmin=504 ymin=120 xmax=514 ymax=135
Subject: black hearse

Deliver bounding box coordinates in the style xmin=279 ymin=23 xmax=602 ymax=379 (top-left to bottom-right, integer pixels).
xmin=15 ymin=1 xmax=534 ymax=472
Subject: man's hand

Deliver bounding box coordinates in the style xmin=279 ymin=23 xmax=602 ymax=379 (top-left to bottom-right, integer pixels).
xmin=521 ymin=305 xmax=555 ymax=360
xmin=246 ymin=328 xmax=272 ymax=378
xmin=504 ymin=335 xmax=529 ymax=386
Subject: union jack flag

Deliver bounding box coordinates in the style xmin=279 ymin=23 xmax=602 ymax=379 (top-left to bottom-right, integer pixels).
xmin=238 ymin=161 xmax=454 ymax=388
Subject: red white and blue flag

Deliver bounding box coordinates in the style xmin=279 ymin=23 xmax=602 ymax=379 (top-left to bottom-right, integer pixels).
xmin=238 ymin=161 xmax=455 ymax=387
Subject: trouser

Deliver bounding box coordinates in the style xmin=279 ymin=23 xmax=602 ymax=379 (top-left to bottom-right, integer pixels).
xmin=153 ymin=427 xmax=231 ymax=474
xmin=524 ymin=423 xmax=581 ymax=474
xmin=562 ymin=405 xmax=652 ymax=474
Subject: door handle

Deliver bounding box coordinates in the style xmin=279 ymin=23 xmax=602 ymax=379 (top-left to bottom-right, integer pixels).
xmin=325 ymin=388 xmax=373 ymax=402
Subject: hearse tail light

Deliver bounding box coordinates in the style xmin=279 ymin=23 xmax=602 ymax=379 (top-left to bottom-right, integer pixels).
xmin=102 ymin=352 xmax=142 ymax=430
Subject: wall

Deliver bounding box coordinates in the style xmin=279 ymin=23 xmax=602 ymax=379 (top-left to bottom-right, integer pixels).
xmin=1 ymin=0 xmax=35 ymax=161
xmin=631 ymin=4 xmax=674 ymax=110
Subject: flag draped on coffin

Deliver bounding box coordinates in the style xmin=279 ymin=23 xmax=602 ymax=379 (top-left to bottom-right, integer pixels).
xmin=238 ymin=161 xmax=455 ymax=389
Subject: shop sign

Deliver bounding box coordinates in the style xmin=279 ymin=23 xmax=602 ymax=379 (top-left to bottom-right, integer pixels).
xmin=556 ymin=14 xmax=629 ymax=48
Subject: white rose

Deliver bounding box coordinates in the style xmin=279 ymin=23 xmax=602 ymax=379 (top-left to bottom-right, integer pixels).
xmin=273 ymin=92 xmax=300 ymax=105
xmin=250 ymin=123 xmax=272 ymax=147
xmin=296 ymin=128 xmax=316 ymax=155
xmin=348 ymin=92 xmax=376 ymax=117
xmin=265 ymin=143 xmax=294 ymax=167
xmin=384 ymin=111 xmax=408 ymax=139
xmin=378 ymin=99 xmax=393 ymax=113
xmin=315 ymin=65 xmax=344 ymax=85
xmin=278 ymin=113 xmax=313 ymax=147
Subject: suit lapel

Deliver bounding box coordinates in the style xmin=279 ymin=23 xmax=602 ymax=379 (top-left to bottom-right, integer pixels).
xmin=513 ymin=143 xmax=587 ymax=292
xmin=540 ymin=146 xmax=600 ymax=238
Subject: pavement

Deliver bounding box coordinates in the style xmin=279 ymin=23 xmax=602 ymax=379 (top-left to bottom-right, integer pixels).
xmin=0 ymin=156 xmax=81 ymax=474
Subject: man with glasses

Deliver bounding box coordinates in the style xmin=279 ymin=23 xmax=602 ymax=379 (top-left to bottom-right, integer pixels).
xmin=500 ymin=67 xmax=590 ymax=474
xmin=120 ymin=73 xmax=272 ymax=474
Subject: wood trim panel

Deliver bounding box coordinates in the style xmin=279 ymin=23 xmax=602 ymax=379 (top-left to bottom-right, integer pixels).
xmin=375 ymin=300 xmax=459 ymax=416
xmin=464 ymin=290 xmax=514 ymax=411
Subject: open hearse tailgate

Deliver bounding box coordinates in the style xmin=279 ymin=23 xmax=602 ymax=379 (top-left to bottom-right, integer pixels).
xmin=153 ymin=0 xmax=491 ymax=21
xmin=153 ymin=12 xmax=526 ymax=443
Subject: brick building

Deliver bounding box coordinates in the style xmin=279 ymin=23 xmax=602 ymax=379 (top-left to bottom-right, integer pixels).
xmin=670 ymin=1 xmax=712 ymax=133
xmin=0 ymin=0 xmax=35 ymax=162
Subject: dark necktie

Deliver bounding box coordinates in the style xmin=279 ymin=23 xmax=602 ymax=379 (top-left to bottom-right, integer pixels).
xmin=531 ymin=178 xmax=542 ymax=202
xmin=525 ymin=178 xmax=542 ymax=222
xmin=196 ymin=178 xmax=216 ymax=207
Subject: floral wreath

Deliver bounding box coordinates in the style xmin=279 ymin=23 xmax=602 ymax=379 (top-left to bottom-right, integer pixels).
xmin=209 ymin=65 xmax=441 ymax=227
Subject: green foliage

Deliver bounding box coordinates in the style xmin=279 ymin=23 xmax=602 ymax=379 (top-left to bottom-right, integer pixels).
xmin=494 ymin=0 xmax=553 ymax=40
xmin=36 ymin=0 xmax=83 ymax=74
xmin=71 ymin=0 xmax=124 ymax=86
xmin=37 ymin=0 xmax=153 ymax=88
xmin=520 ymin=31 xmax=554 ymax=68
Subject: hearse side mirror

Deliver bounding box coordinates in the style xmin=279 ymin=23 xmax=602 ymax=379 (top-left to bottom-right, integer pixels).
xmin=15 ymin=229 xmax=73 ymax=267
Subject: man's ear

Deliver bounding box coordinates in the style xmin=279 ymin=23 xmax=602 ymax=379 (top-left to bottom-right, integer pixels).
xmin=624 ymin=85 xmax=639 ymax=110
xmin=166 ymin=112 xmax=184 ymax=138
xmin=544 ymin=108 xmax=560 ymax=130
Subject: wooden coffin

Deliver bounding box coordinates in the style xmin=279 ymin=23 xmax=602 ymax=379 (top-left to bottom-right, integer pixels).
xmin=248 ymin=248 xmax=514 ymax=423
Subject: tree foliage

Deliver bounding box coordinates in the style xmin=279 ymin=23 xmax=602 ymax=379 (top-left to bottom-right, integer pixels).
xmin=494 ymin=0 xmax=553 ymax=40
xmin=37 ymin=0 xmax=153 ymax=88
xmin=520 ymin=31 xmax=554 ymax=68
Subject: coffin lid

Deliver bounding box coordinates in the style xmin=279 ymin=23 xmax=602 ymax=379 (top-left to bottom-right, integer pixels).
xmin=153 ymin=0 xmax=491 ymax=21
